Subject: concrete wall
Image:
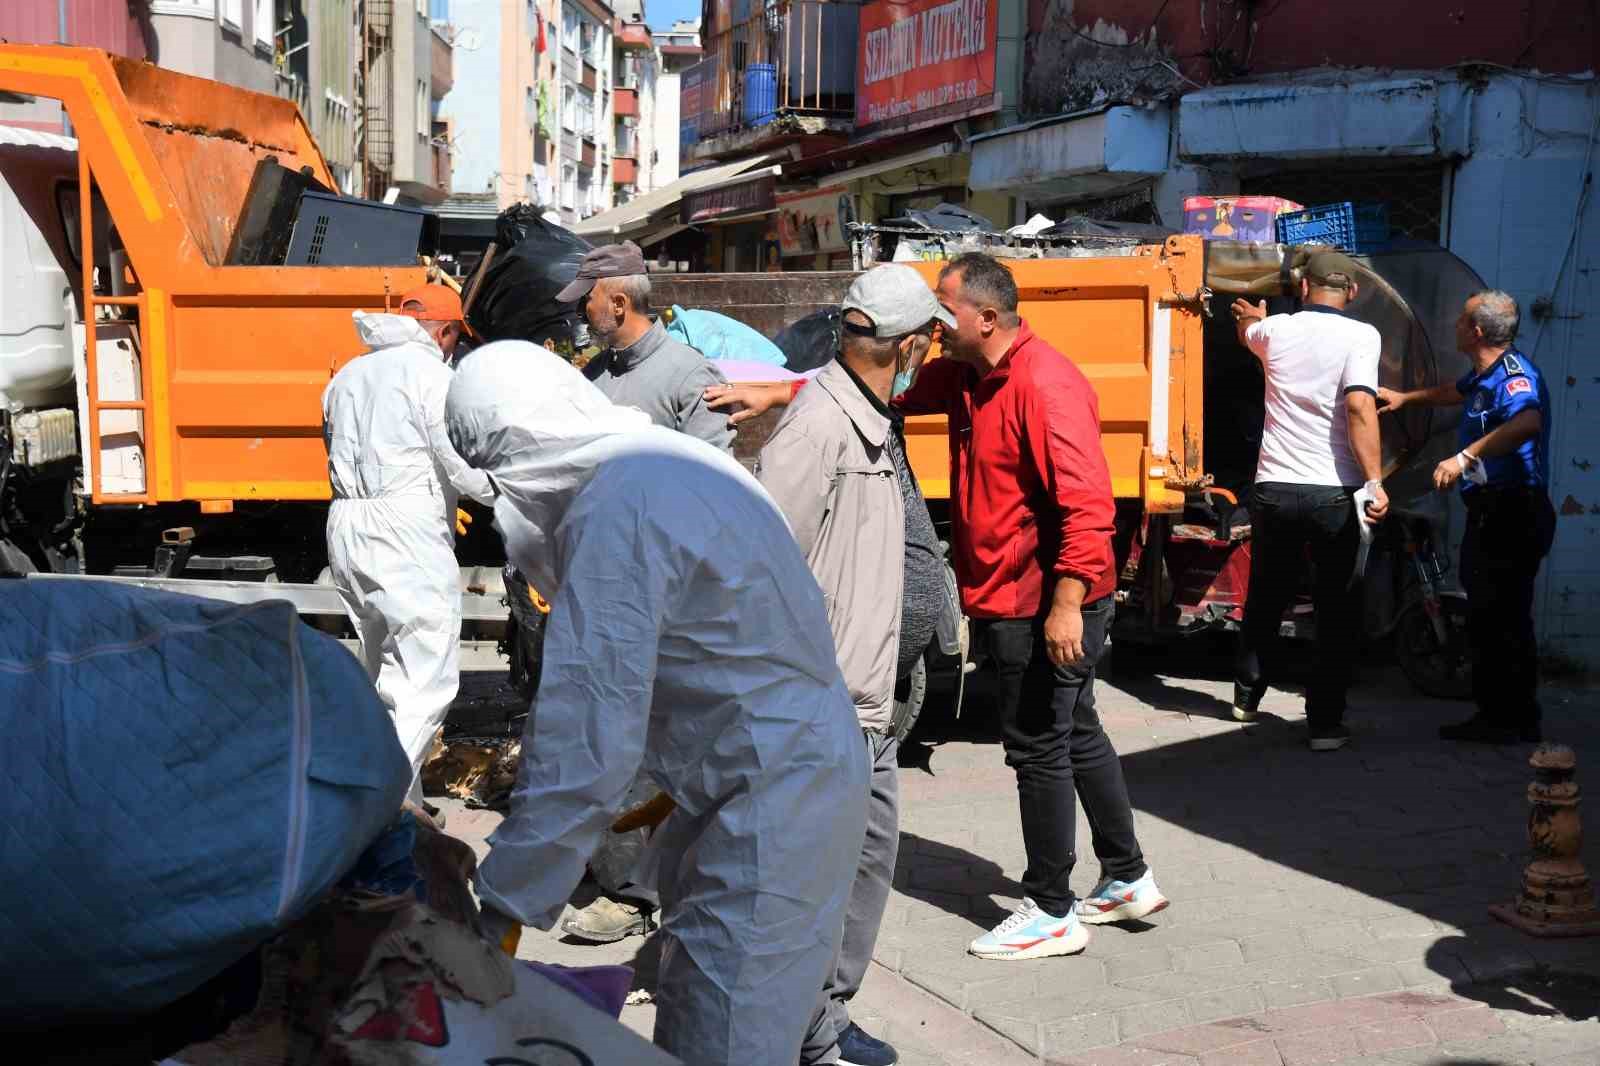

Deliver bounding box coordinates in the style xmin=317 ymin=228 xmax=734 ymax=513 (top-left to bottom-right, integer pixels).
xmin=309 ymin=0 xmax=358 ymax=185
xmin=1025 ymin=0 xmax=1598 ymax=118
xmin=653 ymin=68 xmax=681 ymax=187
xmin=1445 ymin=76 xmax=1600 ymax=666
xmin=148 ymin=3 xmax=275 ymax=94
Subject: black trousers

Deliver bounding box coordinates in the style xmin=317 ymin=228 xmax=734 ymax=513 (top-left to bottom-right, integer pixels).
xmin=976 ymin=596 xmax=1146 ymax=918
xmin=1461 ymin=486 xmax=1556 ymax=730
xmin=1236 ymin=482 xmax=1362 ymax=727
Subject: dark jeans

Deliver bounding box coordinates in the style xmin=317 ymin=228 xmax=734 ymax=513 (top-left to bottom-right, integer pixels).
xmin=976 ymin=596 xmax=1145 ymax=918
xmin=1461 ymin=486 xmax=1556 ymax=731
xmin=1236 ymin=482 xmax=1361 ymax=727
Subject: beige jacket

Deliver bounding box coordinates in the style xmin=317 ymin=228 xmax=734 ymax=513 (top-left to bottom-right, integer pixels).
xmin=758 ymin=359 xmax=903 ymax=733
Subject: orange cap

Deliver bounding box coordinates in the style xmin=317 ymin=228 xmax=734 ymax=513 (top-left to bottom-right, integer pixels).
xmin=397 ymin=284 xmax=465 ymax=324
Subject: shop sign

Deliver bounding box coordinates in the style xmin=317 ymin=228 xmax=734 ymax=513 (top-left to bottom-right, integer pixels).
xmin=776 ymin=187 xmax=857 ymax=256
xmin=680 ymin=173 xmax=777 ymax=224
xmin=679 ymin=54 xmax=720 ymax=150
xmin=857 ymin=0 xmax=998 ymax=135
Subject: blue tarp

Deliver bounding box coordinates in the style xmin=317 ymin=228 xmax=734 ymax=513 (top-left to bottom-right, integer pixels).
xmin=665 ymin=305 xmax=788 ymax=366
xmin=0 ymin=579 xmax=411 ymax=1025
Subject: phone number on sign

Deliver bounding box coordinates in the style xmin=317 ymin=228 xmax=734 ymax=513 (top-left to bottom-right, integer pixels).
xmin=914 ymin=78 xmax=980 ymax=111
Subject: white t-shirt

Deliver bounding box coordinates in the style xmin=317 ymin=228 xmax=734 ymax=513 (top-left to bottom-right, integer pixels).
xmin=1245 ymin=306 xmax=1381 ymax=488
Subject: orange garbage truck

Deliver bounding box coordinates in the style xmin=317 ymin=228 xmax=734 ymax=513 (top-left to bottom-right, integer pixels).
xmin=0 ymin=45 xmax=508 ymax=658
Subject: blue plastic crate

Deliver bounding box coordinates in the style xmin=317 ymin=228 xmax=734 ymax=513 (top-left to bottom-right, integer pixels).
xmin=1274 ymin=202 xmax=1391 ymax=252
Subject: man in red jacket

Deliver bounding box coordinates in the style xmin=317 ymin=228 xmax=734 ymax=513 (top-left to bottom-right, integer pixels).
xmin=902 ymin=253 xmax=1166 ymax=961
xmin=705 ymin=254 xmax=1167 ymax=960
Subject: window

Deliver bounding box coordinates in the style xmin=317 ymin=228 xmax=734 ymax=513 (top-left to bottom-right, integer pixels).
xmin=221 ymin=0 xmax=243 ymax=29
xmin=562 ymin=85 xmax=576 ymax=131
xmin=562 ymin=164 xmax=578 ymax=208
xmin=255 ymin=0 xmax=274 ymax=48
xmin=526 ymin=0 xmax=537 ymax=37
xmin=563 ymin=9 xmax=580 ymax=53
xmin=417 ymin=80 xmax=428 ymax=137
xmin=577 ymin=87 xmax=595 ymax=138
xmin=525 ymin=87 xmax=536 ymax=127
xmin=148 ymin=0 xmax=214 ymax=19
xmin=588 ymin=22 xmax=605 ymax=68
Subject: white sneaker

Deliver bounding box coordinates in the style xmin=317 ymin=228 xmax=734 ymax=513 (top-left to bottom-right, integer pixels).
xmin=967 ymin=898 xmax=1090 ymax=961
xmin=1074 ymin=869 xmax=1170 ymax=925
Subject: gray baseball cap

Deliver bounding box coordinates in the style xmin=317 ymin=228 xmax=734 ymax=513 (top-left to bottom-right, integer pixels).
xmin=841 ymin=264 xmax=957 ymax=337
xmin=555 ymin=240 xmax=648 ymax=303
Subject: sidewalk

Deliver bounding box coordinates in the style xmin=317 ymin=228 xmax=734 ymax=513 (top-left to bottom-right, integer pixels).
xmin=443 ymin=658 xmax=1600 ymax=1065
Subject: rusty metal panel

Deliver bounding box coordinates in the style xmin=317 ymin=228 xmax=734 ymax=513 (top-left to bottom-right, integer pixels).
xmin=112 ymin=56 xmax=334 ymax=265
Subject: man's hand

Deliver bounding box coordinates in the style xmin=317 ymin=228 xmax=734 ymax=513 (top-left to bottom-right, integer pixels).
xmin=455 ymin=507 xmax=472 ymax=536
xmin=1433 ymin=457 xmax=1464 ymax=491
xmin=1043 ymin=604 xmax=1085 ymax=667
xmin=1231 ymin=298 xmax=1268 ymax=325
xmin=1364 ymin=482 xmax=1390 ymax=522
xmin=1376 ymin=386 xmax=1406 ymax=413
xmin=704 ymin=382 xmax=791 ymax=427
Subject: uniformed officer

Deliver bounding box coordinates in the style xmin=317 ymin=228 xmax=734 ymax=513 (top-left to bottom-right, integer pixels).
xmin=1379 ymin=290 xmax=1555 ymax=745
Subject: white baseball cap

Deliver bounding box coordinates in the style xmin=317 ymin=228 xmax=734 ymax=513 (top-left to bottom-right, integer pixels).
xmin=841 ymin=264 xmax=957 ymax=338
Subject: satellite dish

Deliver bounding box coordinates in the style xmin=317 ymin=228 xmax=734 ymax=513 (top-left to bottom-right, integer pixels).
xmin=456 ymin=28 xmax=482 ymax=51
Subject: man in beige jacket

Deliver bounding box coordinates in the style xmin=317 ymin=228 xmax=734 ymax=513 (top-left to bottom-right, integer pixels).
xmin=757 ymin=264 xmax=954 ymax=1066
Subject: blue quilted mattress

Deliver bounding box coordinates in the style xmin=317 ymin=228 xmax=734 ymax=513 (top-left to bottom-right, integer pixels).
xmin=0 ymin=578 xmax=412 ymax=1025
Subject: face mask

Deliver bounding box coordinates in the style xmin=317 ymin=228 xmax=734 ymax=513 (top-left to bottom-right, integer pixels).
xmin=892 ymin=368 xmax=917 ymax=398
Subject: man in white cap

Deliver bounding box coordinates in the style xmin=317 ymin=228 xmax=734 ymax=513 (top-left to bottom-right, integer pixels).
xmin=757 ymin=265 xmax=955 ymax=1066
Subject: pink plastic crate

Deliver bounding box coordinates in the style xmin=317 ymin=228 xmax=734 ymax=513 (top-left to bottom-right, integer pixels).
xmin=1183 ymin=196 xmax=1304 ymax=243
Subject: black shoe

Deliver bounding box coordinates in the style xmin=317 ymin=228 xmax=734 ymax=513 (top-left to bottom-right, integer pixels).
xmin=837 ymin=1022 xmax=898 ymax=1066
xmin=1232 ymin=681 xmax=1264 ymax=723
xmin=1439 ymin=715 xmax=1527 ymax=745
xmin=1308 ymin=724 xmax=1350 ymax=751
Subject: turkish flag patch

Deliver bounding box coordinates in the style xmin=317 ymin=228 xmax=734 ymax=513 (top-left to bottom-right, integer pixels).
xmin=1505 ymin=377 xmax=1532 ymax=396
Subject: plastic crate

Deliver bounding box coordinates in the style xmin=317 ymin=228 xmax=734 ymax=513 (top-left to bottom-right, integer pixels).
xmin=1274 ymin=202 xmax=1391 ymax=252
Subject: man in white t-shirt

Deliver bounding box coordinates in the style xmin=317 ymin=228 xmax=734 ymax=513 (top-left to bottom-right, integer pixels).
xmin=1229 ymin=251 xmax=1389 ymax=751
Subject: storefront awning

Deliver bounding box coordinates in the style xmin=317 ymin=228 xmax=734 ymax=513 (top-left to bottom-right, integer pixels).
xmin=1178 ymin=75 xmax=1469 ymax=163
xmin=573 ymin=155 xmax=782 ymax=239
xmin=968 ymin=105 xmax=1170 ymax=200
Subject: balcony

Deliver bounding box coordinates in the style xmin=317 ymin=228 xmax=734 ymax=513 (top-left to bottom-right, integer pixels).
xmin=430 ymin=25 xmax=453 ymax=97
xmin=681 ymin=0 xmax=858 ymax=161
xmin=614 ymin=86 xmax=639 ymax=117
xmin=614 ymin=156 xmax=638 ymax=185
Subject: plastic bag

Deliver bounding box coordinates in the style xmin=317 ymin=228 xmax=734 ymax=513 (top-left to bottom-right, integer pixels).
xmin=468 ymin=209 xmax=592 ymax=352
xmin=664 ymin=304 xmax=788 ymax=366
xmin=773 ymin=308 xmax=841 ymax=374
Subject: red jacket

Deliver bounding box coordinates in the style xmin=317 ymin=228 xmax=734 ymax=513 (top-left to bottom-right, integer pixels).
xmin=895 ymin=321 xmax=1117 ymax=618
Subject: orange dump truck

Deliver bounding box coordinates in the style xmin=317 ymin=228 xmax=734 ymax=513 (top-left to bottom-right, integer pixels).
xmin=0 ymin=45 xmax=510 ymax=654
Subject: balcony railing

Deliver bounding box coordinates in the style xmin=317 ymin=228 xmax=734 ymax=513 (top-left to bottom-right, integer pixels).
xmin=430 ymin=25 xmax=453 ymax=97
xmin=615 ymin=86 xmax=639 ymax=117
xmin=690 ymin=0 xmax=859 ymax=142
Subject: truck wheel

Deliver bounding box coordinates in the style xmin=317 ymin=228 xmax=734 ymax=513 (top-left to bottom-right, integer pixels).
xmin=1396 ymin=596 xmax=1472 ymax=700
xmin=891 ymin=655 xmax=928 ymax=745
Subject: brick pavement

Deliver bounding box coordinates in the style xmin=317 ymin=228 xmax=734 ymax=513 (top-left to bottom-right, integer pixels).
xmin=443 ymin=661 xmax=1600 ymax=1064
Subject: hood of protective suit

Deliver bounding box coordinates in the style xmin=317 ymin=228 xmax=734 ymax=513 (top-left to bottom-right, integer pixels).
xmin=447 ymin=340 xmax=677 ymax=597
xmin=353 ymin=311 xmax=447 ymax=361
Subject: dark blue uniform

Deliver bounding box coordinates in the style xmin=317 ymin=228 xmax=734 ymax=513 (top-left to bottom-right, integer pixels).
xmin=1454 ymin=348 xmax=1555 ymax=736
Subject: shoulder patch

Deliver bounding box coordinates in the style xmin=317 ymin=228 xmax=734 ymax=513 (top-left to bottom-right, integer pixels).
xmin=1505 ymin=376 xmax=1533 ymax=397
xmin=1503 ymin=352 xmax=1526 ymax=375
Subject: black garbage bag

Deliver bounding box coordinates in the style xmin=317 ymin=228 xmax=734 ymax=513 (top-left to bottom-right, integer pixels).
xmin=774 ymin=308 xmax=841 ymax=373
xmin=468 ymin=208 xmax=592 ymax=352
xmin=494 ymin=202 xmax=546 ymax=249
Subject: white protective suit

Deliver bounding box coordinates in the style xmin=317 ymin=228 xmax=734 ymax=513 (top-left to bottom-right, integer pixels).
xmin=322 ymin=313 xmax=495 ymax=793
xmin=446 ymin=342 xmax=869 ymax=1066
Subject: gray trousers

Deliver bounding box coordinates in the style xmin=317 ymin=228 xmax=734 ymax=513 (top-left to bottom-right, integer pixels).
xmin=589 ymin=770 xmax=662 ymax=909
xmin=801 ymin=730 xmax=900 ymax=1064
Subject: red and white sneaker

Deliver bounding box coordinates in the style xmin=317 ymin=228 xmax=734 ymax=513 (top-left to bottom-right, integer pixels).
xmin=967 ymin=898 xmax=1090 ymax=960
xmin=1074 ymin=870 xmax=1169 ymax=925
